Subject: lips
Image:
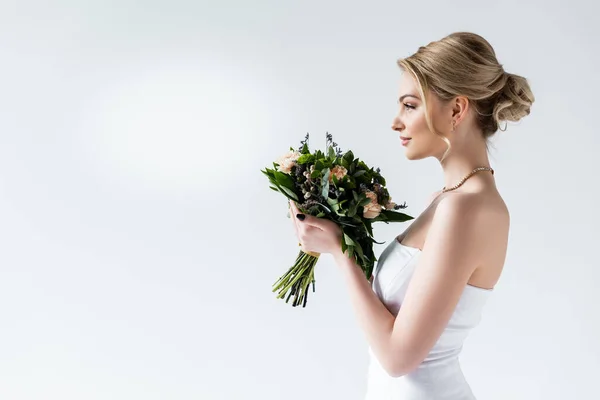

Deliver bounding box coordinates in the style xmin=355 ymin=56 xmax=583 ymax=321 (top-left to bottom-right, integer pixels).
xmin=400 ymin=136 xmax=411 ymax=140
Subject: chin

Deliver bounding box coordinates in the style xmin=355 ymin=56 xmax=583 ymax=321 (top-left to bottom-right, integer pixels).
xmin=404 ymin=149 xmax=425 ymax=161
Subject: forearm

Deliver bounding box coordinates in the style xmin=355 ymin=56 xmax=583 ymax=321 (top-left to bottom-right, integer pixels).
xmin=332 ymin=249 xmax=397 ymax=374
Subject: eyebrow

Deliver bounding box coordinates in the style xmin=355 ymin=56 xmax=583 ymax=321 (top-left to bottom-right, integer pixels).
xmin=398 ymin=94 xmax=421 ymax=103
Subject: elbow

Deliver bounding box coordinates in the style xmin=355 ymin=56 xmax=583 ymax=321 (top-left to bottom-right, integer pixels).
xmin=385 ymin=357 xmax=420 ymax=378
xmin=383 ymin=341 xmax=425 ymax=377
xmin=386 ymin=368 xmax=405 ymax=378
xmin=386 ymin=365 xmax=410 ymax=378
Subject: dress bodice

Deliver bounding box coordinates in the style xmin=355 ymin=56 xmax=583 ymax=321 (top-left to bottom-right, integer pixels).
xmin=365 ymin=238 xmax=494 ymax=399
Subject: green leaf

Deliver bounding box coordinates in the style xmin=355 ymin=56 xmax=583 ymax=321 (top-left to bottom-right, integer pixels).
xmin=330 ymin=199 xmax=347 ymax=216
xmin=343 ymin=233 xmax=356 ymax=246
xmin=356 ymin=192 xmax=368 ymax=204
xmin=321 ymin=169 xmax=330 ymax=198
xmin=261 ymin=168 xmax=276 ymax=178
xmin=278 ymin=184 xmax=299 ymax=201
xmin=326 ymin=199 xmax=340 ymax=213
xmin=353 ymin=170 xmax=366 ymax=178
xmin=274 ymin=170 xmax=295 ymax=189
xmin=352 ymin=240 xmax=365 ymax=260
xmin=343 ymin=151 xmax=354 ymax=164
xmin=337 ymin=219 xmax=359 ymax=228
xmin=328 ymin=146 xmax=335 ymax=159
xmin=348 ymin=201 xmax=358 ymax=218
xmin=340 ymin=240 xmax=347 ymax=256
xmin=316 ymin=202 xmax=331 ymax=213
xmin=364 ymin=221 xmax=373 ymax=237
xmin=379 ymin=210 xmax=414 ymax=222
xmin=297 ymin=154 xmax=314 ymax=164
xmin=331 ymin=173 xmax=339 ymax=186
xmin=341 ymin=158 xmax=349 ymax=169
xmin=359 ymin=196 xmax=372 ymax=207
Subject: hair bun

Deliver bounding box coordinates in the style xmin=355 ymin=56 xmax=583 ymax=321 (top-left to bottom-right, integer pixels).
xmin=396 ymin=32 xmax=535 ymax=140
xmin=493 ymin=72 xmax=535 ymax=126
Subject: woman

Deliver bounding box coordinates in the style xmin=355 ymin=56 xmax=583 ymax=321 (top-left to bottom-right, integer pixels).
xmin=289 ymin=31 xmax=534 ymax=399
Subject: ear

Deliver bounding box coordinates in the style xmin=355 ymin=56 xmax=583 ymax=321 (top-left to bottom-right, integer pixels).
xmin=450 ymin=95 xmax=470 ymax=128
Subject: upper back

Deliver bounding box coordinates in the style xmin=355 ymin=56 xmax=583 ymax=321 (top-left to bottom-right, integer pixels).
xmin=398 ymin=189 xmax=509 ymax=290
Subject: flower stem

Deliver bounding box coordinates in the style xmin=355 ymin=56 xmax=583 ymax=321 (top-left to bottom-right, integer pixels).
xmin=272 ymin=250 xmax=320 ymax=306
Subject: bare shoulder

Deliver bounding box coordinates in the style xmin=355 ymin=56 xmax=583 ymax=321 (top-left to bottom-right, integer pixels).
xmin=432 ymin=191 xmax=509 ymax=285
xmin=434 ymin=190 xmax=508 ymax=225
xmin=426 ymin=190 xmax=442 ymax=207
xmin=431 ymin=191 xmax=509 ymax=249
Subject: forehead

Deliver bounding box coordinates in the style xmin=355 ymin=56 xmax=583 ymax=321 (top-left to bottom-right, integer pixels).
xmin=398 ymin=71 xmax=417 ymax=92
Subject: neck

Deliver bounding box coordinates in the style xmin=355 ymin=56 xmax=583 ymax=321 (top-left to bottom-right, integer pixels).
xmin=439 ymin=133 xmax=494 ymax=191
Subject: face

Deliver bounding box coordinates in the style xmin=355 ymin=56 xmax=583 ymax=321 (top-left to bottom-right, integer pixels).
xmin=391 ymin=72 xmax=453 ymax=161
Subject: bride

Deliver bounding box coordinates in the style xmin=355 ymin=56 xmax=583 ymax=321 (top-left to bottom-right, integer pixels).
xmin=289 ymin=31 xmax=534 ymax=399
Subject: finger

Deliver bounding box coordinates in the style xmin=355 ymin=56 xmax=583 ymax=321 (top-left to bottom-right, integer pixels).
xmin=290 ymin=200 xmax=327 ymax=231
xmin=289 ymin=200 xmax=300 ymax=238
xmin=289 ymin=199 xmax=297 ymax=217
xmin=290 ymin=199 xmax=302 ymax=217
xmin=290 ymin=200 xmax=308 ymax=230
xmin=295 ymin=212 xmax=325 ymax=231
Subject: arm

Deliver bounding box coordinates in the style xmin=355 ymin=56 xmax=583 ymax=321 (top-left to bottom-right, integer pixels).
xmin=426 ymin=190 xmax=442 ymax=208
xmin=332 ymin=194 xmax=487 ymax=377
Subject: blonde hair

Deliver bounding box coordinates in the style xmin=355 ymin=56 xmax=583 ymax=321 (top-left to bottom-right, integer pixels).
xmin=396 ymin=32 xmax=535 ymax=162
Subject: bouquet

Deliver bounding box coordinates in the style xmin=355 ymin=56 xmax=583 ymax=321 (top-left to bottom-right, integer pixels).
xmin=261 ymin=132 xmax=414 ymax=307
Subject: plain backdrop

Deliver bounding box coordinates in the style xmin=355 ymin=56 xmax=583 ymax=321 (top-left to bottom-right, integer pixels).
xmin=1 ymin=1 xmax=598 ymax=399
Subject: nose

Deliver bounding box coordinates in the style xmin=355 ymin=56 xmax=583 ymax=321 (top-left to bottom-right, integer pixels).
xmin=391 ymin=114 xmax=405 ymax=132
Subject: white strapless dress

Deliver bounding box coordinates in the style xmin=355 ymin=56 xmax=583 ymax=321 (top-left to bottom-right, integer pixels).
xmin=365 ymin=238 xmax=494 ymax=400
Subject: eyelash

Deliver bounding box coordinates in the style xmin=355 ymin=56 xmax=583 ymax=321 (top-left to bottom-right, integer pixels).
xmin=403 ymin=103 xmax=416 ymax=110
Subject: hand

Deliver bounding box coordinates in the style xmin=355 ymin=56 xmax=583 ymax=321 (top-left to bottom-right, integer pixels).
xmin=289 ymin=199 xmax=343 ymax=256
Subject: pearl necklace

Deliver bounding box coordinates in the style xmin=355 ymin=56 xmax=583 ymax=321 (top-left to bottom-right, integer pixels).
xmin=442 ymin=167 xmax=494 ymax=193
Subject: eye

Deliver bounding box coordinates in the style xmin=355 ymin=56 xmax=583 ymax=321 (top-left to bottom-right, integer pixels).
xmin=403 ymin=103 xmax=416 ymax=110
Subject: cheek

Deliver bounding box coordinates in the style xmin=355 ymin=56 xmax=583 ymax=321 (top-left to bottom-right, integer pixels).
xmin=409 ymin=111 xmax=429 ymax=135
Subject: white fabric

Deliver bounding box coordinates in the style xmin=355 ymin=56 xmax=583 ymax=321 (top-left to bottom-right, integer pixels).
xmin=365 ymin=238 xmax=493 ymax=400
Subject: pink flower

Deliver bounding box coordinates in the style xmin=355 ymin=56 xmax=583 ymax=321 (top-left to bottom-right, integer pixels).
xmin=275 ymin=150 xmax=301 ymax=174
xmin=363 ymin=190 xmax=383 ymax=219
xmin=384 ymin=197 xmax=397 ymax=210
xmin=365 ymin=191 xmax=378 ymax=203
xmin=328 ymin=165 xmax=347 ymax=183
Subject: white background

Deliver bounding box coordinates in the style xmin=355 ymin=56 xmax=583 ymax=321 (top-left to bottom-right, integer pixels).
xmin=0 ymin=1 xmax=598 ymax=399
